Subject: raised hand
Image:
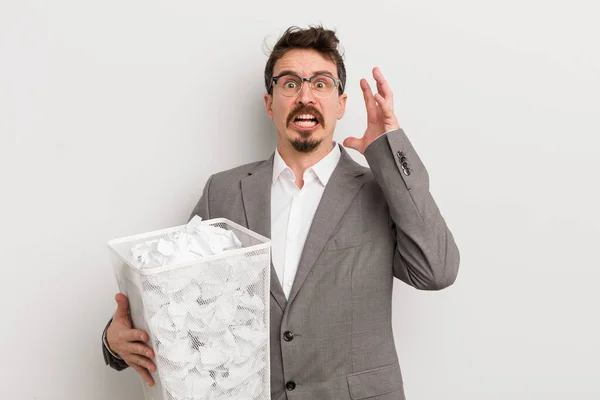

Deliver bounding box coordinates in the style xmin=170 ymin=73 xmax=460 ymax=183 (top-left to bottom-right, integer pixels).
xmin=343 ymin=67 xmax=400 ymax=154
xmin=106 ymin=293 xmax=156 ymax=387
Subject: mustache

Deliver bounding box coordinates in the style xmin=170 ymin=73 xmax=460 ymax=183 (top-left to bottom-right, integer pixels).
xmin=286 ymin=105 xmax=324 ymax=127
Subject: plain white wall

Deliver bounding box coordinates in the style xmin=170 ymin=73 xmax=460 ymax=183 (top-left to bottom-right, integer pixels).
xmin=1 ymin=0 xmax=598 ymax=399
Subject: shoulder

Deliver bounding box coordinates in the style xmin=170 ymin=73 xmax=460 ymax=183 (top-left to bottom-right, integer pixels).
xmin=207 ymin=158 xmax=269 ymax=188
xmin=359 ymin=168 xmax=382 ymax=194
xmin=341 ymin=155 xmax=382 ymax=198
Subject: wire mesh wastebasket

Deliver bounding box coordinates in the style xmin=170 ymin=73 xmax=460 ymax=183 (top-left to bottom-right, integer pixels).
xmin=107 ymin=218 xmax=271 ymax=400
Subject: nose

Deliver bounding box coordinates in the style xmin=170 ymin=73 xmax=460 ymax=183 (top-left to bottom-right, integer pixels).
xmin=297 ymin=81 xmax=316 ymax=105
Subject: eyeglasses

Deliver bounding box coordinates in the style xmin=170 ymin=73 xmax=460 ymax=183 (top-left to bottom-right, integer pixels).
xmin=271 ymin=73 xmax=343 ymax=98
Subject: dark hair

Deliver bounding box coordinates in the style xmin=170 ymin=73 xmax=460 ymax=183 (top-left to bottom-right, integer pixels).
xmin=264 ymin=25 xmax=346 ymax=96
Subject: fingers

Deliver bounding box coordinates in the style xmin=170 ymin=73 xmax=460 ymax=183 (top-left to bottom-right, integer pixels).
xmin=114 ymin=293 xmax=130 ymax=319
xmin=118 ymin=338 xmax=157 ymax=387
xmin=372 ymin=67 xmax=393 ymax=101
xmin=374 ymin=93 xmax=391 ymax=109
xmin=358 ymin=67 xmax=400 ymax=140
xmin=126 ymin=353 xmax=157 ymax=373
xmin=107 ymin=325 xmax=151 ymax=358
xmin=360 ymin=78 xmax=377 ymax=114
xmin=362 ymin=71 xmax=393 ymax=111
xmin=129 ymin=362 xmax=155 ymax=387
xmin=131 ymin=342 xmax=154 ymax=359
xmin=117 ymin=339 xmax=154 ymax=358
xmin=110 ymin=292 xmax=156 ymax=388
xmin=117 ymin=328 xmax=149 ymax=343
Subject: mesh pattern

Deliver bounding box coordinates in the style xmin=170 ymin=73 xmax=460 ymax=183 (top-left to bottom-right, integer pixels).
xmin=108 ymin=219 xmax=271 ymax=400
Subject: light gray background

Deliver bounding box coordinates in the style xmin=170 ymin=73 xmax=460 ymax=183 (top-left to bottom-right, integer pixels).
xmin=1 ymin=0 xmax=599 ymax=399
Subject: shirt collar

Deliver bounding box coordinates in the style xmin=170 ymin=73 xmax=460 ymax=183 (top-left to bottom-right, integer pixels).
xmin=272 ymin=141 xmax=341 ymax=186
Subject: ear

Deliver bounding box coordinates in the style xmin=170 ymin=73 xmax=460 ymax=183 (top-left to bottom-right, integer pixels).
xmin=264 ymin=93 xmax=274 ymax=120
xmin=337 ymin=93 xmax=348 ymax=120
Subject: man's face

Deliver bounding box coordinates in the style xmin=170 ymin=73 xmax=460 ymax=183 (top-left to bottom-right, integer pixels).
xmin=264 ymin=49 xmax=347 ymax=153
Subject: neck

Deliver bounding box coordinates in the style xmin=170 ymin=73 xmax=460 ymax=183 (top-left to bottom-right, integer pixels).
xmin=276 ymin=140 xmax=335 ymax=189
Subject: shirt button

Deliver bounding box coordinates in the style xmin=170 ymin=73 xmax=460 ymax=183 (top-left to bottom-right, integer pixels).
xmin=283 ymin=331 xmax=294 ymax=341
xmin=286 ymin=381 xmax=296 ymax=391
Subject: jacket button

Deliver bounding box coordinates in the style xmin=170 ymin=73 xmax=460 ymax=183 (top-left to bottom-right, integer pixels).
xmin=283 ymin=331 xmax=294 ymax=341
xmin=286 ymin=381 xmax=296 ymax=391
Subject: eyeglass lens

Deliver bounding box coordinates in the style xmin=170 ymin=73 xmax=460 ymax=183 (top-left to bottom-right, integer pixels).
xmin=275 ymin=74 xmax=336 ymax=97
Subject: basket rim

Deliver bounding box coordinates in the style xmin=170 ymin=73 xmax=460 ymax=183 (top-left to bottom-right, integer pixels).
xmin=106 ymin=217 xmax=271 ymax=276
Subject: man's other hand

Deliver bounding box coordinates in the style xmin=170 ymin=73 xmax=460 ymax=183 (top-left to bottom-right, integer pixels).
xmin=106 ymin=293 xmax=156 ymax=387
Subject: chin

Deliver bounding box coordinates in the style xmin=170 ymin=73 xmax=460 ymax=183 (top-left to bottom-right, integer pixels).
xmin=283 ymin=128 xmax=319 ymax=152
xmin=290 ymin=137 xmax=322 ymax=153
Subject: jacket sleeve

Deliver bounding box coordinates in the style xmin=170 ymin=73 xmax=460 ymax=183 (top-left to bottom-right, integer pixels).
xmin=363 ymin=129 xmax=460 ymax=290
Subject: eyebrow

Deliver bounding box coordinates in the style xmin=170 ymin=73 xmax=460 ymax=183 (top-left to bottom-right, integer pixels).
xmin=275 ymin=69 xmax=337 ymax=77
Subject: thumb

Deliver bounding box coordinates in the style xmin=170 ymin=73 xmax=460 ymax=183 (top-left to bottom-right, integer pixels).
xmin=114 ymin=293 xmax=130 ymax=319
xmin=343 ymin=136 xmax=363 ymax=153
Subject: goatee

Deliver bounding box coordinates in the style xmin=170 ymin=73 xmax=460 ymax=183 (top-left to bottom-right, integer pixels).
xmin=290 ymin=137 xmax=322 ymax=153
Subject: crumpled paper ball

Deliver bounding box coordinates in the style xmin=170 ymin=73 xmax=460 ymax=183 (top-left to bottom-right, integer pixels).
xmin=130 ymin=216 xmax=243 ymax=269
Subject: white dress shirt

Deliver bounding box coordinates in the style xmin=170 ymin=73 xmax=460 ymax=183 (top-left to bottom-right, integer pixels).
xmin=271 ymin=142 xmax=341 ymax=299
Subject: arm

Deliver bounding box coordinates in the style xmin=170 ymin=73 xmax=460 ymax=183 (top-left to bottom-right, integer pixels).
xmin=343 ymin=67 xmax=459 ymax=290
xmin=364 ymin=129 xmax=460 ymax=290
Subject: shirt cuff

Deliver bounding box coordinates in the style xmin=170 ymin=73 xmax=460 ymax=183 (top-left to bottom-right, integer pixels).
xmin=103 ymin=320 xmax=123 ymax=360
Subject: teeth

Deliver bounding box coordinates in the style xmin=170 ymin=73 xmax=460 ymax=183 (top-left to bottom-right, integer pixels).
xmin=296 ymin=120 xmax=317 ymax=128
xmin=295 ymin=113 xmax=316 ymax=120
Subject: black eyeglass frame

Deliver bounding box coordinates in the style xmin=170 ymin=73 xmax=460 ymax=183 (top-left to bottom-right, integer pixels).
xmin=271 ymin=73 xmax=344 ymax=97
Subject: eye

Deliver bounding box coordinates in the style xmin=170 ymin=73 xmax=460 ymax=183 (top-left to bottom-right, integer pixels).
xmin=285 ymin=81 xmax=298 ymax=89
xmin=315 ymin=81 xmax=326 ymax=89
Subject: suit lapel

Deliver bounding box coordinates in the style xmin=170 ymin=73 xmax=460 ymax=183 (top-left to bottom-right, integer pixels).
xmin=286 ymin=145 xmax=367 ymax=307
xmin=240 ymin=154 xmax=287 ymax=311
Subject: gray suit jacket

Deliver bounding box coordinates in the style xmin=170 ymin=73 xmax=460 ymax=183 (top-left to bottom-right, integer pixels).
xmin=102 ymin=129 xmax=460 ymax=399
xmin=187 ymin=129 xmax=460 ymax=399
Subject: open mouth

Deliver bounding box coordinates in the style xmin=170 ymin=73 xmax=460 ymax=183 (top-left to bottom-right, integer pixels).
xmin=292 ymin=113 xmax=319 ymax=129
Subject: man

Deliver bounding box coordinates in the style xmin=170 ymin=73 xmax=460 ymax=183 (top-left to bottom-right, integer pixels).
xmin=102 ymin=25 xmax=460 ymax=400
